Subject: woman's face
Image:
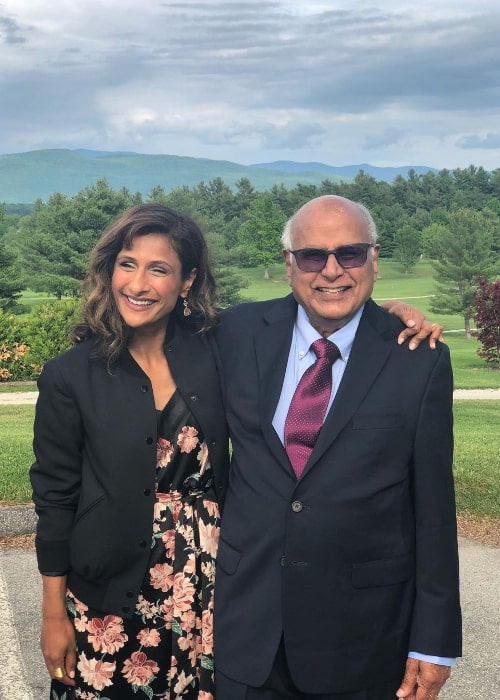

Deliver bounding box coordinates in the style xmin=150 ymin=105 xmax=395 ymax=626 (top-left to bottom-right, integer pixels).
xmin=112 ymin=233 xmax=196 ymax=334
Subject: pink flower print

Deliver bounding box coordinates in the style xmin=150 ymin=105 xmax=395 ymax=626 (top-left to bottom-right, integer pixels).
xmin=203 ymin=500 xmax=219 ymax=519
xmin=179 ymin=608 xmax=196 ymax=633
xmin=136 ymin=595 xmax=159 ymax=620
xmin=182 ymin=551 xmax=197 ymax=577
xmin=173 ymin=670 xmax=195 ymax=696
xmin=74 ymin=691 xmax=100 ymax=700
xmin=172 ymin=571 xmax=196 ymax=613
xmin=73 ymin=597 xmax=89 ymax=616
xmin=77 ymin=651 xmax=115 ymax=691
xmin=201 ymin=609 xmax=214 ymax=655
xmin=74 ymin=615 xmax=88 ymax=633
xmin=201 ymin=560 xmax=216 ymax=585
xmin=197 ymin=441 xmax=209 ymax=471
xmin=177 ymin=426 xmax=199 ymax=453
xmin=86 ymin=615 xmax=128 ymax=654
xmin=121 ymin=650 xmax=159 ymax=686
xmin=198 ymin=518 xmax=220 ymax=559
xmin=156 ymin=438 xmax=174 ymax=467
xmin=136 ymin=627 xmax=161 ymax=648
xmin=161 ymin=528 xmax=176 ymax=558
xmin=150 ymin=562 xmax=174 ymax=592
xmin=177 ymin=632 xmax=194 ymax=652
xmin=165 ymin=494 xmax=183 ymax=524
xmin=160 ymin=596 xmax=173 ymax=628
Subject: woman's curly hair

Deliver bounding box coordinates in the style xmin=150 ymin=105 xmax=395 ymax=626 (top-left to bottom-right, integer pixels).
xmin=72 ymin=203 xmax=218 ymax=365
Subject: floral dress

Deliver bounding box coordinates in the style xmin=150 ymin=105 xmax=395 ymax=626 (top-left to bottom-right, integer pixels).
xmin=51 ymin=390 xmax=220 ymax=700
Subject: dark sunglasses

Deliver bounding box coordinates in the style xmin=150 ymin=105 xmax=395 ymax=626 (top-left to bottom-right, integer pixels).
xmin=289 ymin=243 xmax=375 ymax=272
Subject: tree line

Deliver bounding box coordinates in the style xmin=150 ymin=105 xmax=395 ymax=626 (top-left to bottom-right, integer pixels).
xmin=0 ymin=165 xmax=499 ymax=373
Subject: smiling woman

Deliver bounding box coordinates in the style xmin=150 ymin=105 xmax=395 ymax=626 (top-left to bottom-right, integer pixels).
xmin=29 ymin=204 xmax=230 ymax=699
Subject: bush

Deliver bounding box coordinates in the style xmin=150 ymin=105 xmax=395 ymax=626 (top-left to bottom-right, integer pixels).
xmin=0 ymin=341 xmax=40 ymax=380
xmin=473 ymin=276 xmax=500 ymax=369
xmin=0 ymin=300 xmax=80 ymax=381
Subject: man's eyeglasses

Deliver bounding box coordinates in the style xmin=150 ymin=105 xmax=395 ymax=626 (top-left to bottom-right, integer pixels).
xmin=288 ymin=243 xmax=375 ymax=272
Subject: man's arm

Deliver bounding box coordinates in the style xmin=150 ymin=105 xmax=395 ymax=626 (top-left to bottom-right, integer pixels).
xmin=381 ymin=300 xmax=444 ymax=349
xmin=397 ymin=345 xmax=460 ymax=698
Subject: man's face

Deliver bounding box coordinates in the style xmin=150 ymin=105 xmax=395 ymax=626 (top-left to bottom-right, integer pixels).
xmin=285 ymin=200 xmax=379 ymax=336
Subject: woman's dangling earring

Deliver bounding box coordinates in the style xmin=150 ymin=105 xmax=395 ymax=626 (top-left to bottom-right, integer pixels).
xmin=183 ymin=297 xmax=192 ymax=317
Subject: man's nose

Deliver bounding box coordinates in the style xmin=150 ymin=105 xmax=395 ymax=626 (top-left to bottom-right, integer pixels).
xmin=321 ymin=252 xmax=344 ymax=278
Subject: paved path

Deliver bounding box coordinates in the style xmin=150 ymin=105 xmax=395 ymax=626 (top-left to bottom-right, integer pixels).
xmin=2 ymin=388 xmax=500 ymax=405
xmin=0 ymin=538 xmax=498 ymax=699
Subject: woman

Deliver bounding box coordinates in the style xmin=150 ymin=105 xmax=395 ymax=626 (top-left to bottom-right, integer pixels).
xmin=30 ymin=204 xmax=229 ymax=699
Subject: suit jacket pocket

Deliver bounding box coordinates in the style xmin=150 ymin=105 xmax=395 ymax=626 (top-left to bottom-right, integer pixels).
xmin=352 ymin=552 xmax=414 ymax=588
xmin=217 ymin=537 xmax=241 ymax=575
xmin=351 ymin=414 xmax=403 ymax=430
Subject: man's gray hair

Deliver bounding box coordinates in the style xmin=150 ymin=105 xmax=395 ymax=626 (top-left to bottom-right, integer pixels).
xmin=281 ymin=200 xmax=378 ymax=249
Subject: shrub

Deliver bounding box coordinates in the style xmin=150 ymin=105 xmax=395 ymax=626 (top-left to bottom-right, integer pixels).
xmin=0 ymin=341 xmax=40 ymax=380
xmin=0 ymin=300 xmax=80 ymax=381
xmin=472 ymin=276 xmax=500 ymax=369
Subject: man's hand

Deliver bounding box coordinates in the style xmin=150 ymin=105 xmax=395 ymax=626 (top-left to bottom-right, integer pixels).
xmin=396 ymin=657 xmax=451 ymax=700
xmin=381 ymin=300 xmax=444 ymax=350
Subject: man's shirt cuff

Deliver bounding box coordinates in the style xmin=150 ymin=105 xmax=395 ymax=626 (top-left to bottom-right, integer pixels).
xmin=409 ymin=651 xmax=456 ymax=667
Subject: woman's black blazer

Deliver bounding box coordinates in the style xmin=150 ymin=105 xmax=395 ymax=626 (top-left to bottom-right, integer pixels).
xmin=30 ymin=323 xmax=229 ymax=618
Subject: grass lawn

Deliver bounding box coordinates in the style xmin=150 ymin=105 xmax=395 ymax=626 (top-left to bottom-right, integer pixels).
xmin=0 ymin=404 xmax=35 ymax=504
xmin=0 ymin=383 xmax=37 ymax=393
xmin=19 ymin=289 xmax=54 ymax=311
xmin=0 ymin=401 xmax=498 ymax=520
xmin=453 ymin=401 xmax=499 ymax=518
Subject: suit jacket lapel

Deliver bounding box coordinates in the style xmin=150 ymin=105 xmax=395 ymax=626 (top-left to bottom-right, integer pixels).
xmin=255 ymin=295 xmax=297 ymax=471
xmin=300 ymin=300 xmax=395 ymax=477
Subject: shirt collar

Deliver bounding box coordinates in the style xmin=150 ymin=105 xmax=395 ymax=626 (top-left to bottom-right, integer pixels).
xmin=295 ymin=304 xmax=364 ymax=362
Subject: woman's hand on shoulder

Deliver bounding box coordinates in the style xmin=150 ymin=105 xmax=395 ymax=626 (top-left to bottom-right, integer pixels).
xmin=381 ymin=300 xmax=444 ymax=350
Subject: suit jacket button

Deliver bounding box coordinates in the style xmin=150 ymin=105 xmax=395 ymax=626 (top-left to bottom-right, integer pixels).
xmin=291 ymin=500 xmax=303 ymax=513
xmin=146 ymin=436 xmax=154 ymax=445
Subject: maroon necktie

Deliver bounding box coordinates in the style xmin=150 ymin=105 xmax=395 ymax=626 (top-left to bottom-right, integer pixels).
xmin=284 ymin=338 xmax=340 ymax=478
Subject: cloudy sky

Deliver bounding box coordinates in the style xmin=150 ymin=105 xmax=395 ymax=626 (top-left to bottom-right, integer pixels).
xmin=1 ymin=0 xmax=499 ymax=170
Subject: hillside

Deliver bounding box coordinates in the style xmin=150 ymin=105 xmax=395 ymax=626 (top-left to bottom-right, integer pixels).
xmin=0 ymin=149 xmax=436 ymax=204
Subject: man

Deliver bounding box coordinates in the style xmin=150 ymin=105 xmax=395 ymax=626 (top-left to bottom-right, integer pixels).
xmin=214 ymin=195 xmax=460 ymax=700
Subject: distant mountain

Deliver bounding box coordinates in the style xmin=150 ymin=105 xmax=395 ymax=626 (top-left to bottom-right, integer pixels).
xmin=250 ymin=161 xmax=438 ymax=181
xmin=0 ymin=149 xmax=437 ymax=204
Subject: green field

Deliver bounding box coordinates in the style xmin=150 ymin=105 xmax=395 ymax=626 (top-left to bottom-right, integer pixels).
xmin=1 ymin=401 xmax=497 ymax=518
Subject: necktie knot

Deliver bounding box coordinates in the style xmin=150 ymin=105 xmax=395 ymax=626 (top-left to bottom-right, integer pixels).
xmin=311 ymin=338 xmax=339 ymax=364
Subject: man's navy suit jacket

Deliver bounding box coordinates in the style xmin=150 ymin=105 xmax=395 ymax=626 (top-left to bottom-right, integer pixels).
xmin=214 ymin=295 xmax=461 ymax=694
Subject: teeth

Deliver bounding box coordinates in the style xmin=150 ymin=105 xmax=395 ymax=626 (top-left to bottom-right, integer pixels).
xmin=318 ymin=287 xmax=347 ymax=294
xmin=127 ymin=297 xmax=154 ymax=306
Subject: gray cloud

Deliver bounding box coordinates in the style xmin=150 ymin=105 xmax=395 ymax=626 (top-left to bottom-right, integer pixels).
xmin=0 ymin=12 xmax=26 ymax=44
xmin=457 ymin=133 xmax=500 ymax=149
xmin=0 ymin=0 xmax=499 ymax=168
